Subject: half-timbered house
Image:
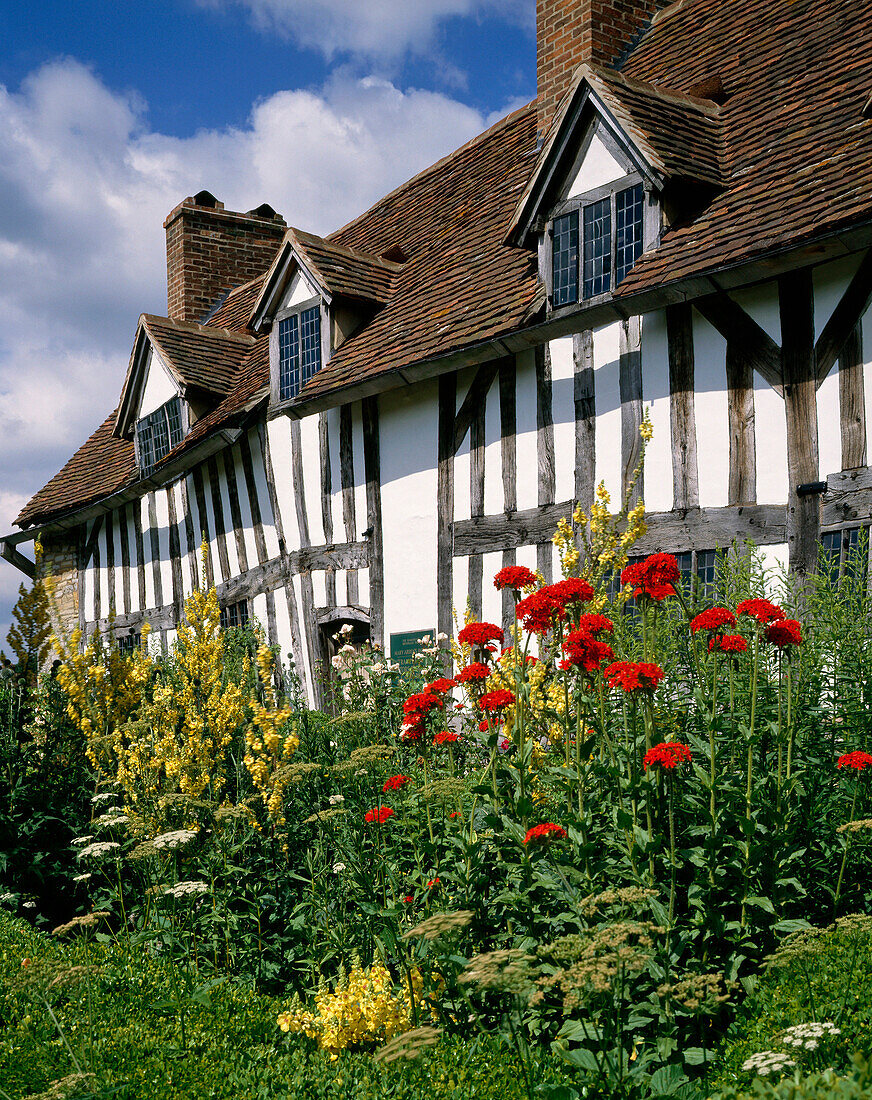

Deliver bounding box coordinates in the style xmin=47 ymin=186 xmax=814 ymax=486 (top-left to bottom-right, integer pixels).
xmin=5 ymin=0 xmax=872 ymax=705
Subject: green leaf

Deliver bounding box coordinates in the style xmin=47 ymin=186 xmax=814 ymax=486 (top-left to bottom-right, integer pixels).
xmin=553 ymin=1042 xmax=599 ymax=1072
xmin=683 ymin=1047 xmax=709 ymax=1065
xmin=774 ymin=918 xmax=812 ymax=933
xmin=745 ymin=895 xmax=776 ymax=914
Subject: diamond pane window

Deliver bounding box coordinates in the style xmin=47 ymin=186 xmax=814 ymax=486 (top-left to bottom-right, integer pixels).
xmin=696 ymin=549 xmax=718 ymax=596
xmin=552 ymin=211 xmax=579 ymax=307
xmin=278 ymin=314 xmax=300 ymax=401
xmin=118 ymin=632 xmax=141 ymax=655
xmin=300 ymin=306 xmax=322 ymax=388
xmin=137 ymin=395 xmax=185 ymax=476
xmin=615 ymin=184 xmax=645 ymax=286
xmin=220 ymin=600 xmax=249 ymax=630
xmin=583 ymin=198 xmax=612 ymax=298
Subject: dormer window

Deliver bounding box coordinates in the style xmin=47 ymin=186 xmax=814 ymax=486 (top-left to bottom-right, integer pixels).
xmin=550 ymin=180 xmax=645 ymax=307
xmin=278 ymin=302 xmax=322 ymax=400
xmin=137 ymin=395 xmax=184 ymax=475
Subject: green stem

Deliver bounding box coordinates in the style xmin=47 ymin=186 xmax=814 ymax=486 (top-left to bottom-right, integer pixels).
xmin=741 ymin=631 xmax=761 ymax=930
xmin=834 ymin=779 xmax=860 ymax=912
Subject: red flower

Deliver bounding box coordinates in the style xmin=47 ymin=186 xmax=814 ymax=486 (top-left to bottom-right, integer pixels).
xmin=403 ymin=692 xmax=443 ymax=716
xmin=433 ymin=730 xmax=460 ymax=745
xmin=403 ymin=895 xmax=414 ymax=904
xmin=382 ymin=774 xmax=412 ymax=792
xmin=427 ymin=877 xmax=441 ymax=889
xmin=457 ymin=622 xmax=503 ymax=648
xmin=837 ymin=751 xmax=872 ymax=771
xmin=576 ymin=613 xmax=614 ymax=636
xmin=562 ymin=630 xmax=614 ymax=673
xmin=449 ymin=811 xmax=460 ymax=819
xmin=455 ymin=662 xmax=491 ymax=684
xmin=736 ymin=599 xmax=785 ymax=624
xmin=708 ymin=634 xmax=748 ymax=655
xmin=494 ymin=565 xmax=538 ymax=592
xmin=644 ymin=742 xmax=692 ymax=770
xmin=425 ymin=677 xmax=456 ymax=695
xmin=524 ymin=823 xmax=567 ymax=846
xmin=515 ymin=590 xmax=564 ymax=633
xmin=479 ymin=689 xmax=516 ymax=712
xmin=539 ymin=578 xmax=594 ymax=610
xmin=690 ymin=607 xmax=737 ymax=634
xmin=499 ymin=737 xmax=512 ymax=751
xmin=364 ymin=806 xmax=395 ymax=824
xmin=400 ymin=716 xmax=424 ymax=742
xmin=765 ymin=619 xmax=802 ymax=648
xmin=603 ymin=661 xmax=665 ymax=694
xmin=623 ymin=554 xmax=680 ymax=601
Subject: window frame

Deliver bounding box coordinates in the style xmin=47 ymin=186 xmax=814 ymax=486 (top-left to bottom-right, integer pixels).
xmin=545 ymin=171 xmax=656 ymax=312
xmin=220 ymin=599 xmax=250 ymax=631
xmin=269 ymin=294 xmax=329 ymax=408
xmin=135 ymin=394 xmax=187 ymax=476
xmin=820 ymin=526 xmax=869 ymax=583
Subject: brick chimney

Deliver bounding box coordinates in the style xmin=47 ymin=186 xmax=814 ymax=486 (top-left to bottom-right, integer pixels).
xmin=537 ymin=0 xmax=672 ymax=137
xmin=164 ymin=191 xmax=286 ymax=323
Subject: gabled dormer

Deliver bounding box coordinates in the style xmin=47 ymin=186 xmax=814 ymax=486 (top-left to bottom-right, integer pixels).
xmin=114 ymin=314 xmax=254 ymax=476
xmin=251 ymin=228 xmax=402 ymax=411
xmin=508 ymin=63 xmax=724 ymax=314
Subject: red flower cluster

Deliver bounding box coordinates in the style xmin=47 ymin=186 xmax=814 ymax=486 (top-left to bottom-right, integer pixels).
xmin=479 ymin=689 xmax=516 ymax=712
xmin=643 ymin=742 xmax=692 ymax=770
xmin=736 ymin=598 xmax=785 ymax=624
xmin=427 ymin=877 xmax=441 ymax=889
xmin=561 ymin=629 xmax=614 ymax=673
xmin=493 ymin=565 xmax=538 ymax=592
xmin=576 ymin=613 xmax=614 ymax=636
xmin=403 ymin=692 xmax=443 ymax=716
xmin=515 ymin=589 xmax=564 ymax=633
xmin=690 ymin=607 xmax=736 ymax=634
xmin=382 ymin=774 xmax=412 ymax=792
xmin=603 ymin=661 xmax=665 ymax=694
xmin=765 ymin=619 xmax=802 ymax=648
xmin=425 ymin=677 xmax=456 ymax=695
xmin=540 ymin=577 xmax=594 ymax=610
xmin=400 ymin=717 xmax=424 ymax=742
xmin=622 ymin=553 xmax=680 ymax=601
xmin=433 ymin=730 xmax=460 ymax=745
xmin=457 ymin=622 xmax=503 ymax=648
xmin=524 ymin=823 xmax=567 ymax=846
xmin=455 ymin=662 xmax=491 ymax=684
xmin=364 ymin=806 xmax=394 ymax=824
xmin=479 ymin=716 xmax=503 ymax=732
xmin=837 ymin=751 xmax=872 ymax=771
xmin=708 ymin=634 xmax=748 ymax=655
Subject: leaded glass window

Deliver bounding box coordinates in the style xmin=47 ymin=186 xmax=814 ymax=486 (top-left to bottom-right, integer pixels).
xmin=552 ymin=211 xmax=579 ymax=307
xmin=118 ymin=632 xmax=141 ymax=655
xmin=582 ymin=198 xmax=612 ymax=298
xmin=278 ymin=305 xmax=322 ymax=400
xmin=615 ymin=183 xmax=645 ymax=286
xmin=300 ymin=306 xmax=321 ymax=388
xmin=220 ymin=600 xmax=249 ymax=630
xmin=137 ymin=395 xmax=184 ymax=476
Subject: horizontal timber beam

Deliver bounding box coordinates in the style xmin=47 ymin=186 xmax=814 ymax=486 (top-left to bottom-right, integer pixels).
xmin=822 ymin=466 xmax=872 ymax=527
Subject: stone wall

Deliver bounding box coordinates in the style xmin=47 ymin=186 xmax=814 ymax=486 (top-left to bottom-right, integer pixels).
xmin=38 ymin=532 xmax=80 ymax=642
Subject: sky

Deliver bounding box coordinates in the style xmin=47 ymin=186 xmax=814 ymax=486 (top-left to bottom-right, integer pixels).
xmin=0 ymin=0 xmax=536 ymax=647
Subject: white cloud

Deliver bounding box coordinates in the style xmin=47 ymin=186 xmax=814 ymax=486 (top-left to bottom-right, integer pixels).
xmin=0 ymin=57 xmax=511 ymax=638
xmin=197 ymin=0 xmax=532 ymax=60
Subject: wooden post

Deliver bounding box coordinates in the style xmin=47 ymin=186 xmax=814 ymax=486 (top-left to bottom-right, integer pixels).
xmin=536 ymin=344 xmax=555 ymax=581
xmin=620 ymin=317 xmax=644 ymax=507
xmin=839 ymin=324 xmax=867 ymax=470
xmin=167 ymin=487 xmax=184 ymax=622
xmin=319 ymin=413 xmax=337 ymax=608
xmin=120 ymin=503 xmax=132 ymax=615
xmin=574 ymin=330 xmax=596 ymax=519
xmin=191 ymin=465 xmax=214 ymax=591
xmin=779 ymin=269 xmax=820 ymax=577
xmin=469 ymin=394 xmax=486 ymax=619
xmin=437 ymin=374 xmax=456 ymax=645
xmin=667 ymin=304 xmax=699 ymax=510
xmin=290 ymin=418 xmax=322 ymax=705
xmin=147 ymin=492 xmax=163 ymax=609
xmin=339 ymin=405 xmax=359 ymax=606
xmin=726 ymin=342 xmax=757 ymax=503
xmin=179 ymin=476 xmax=199 ymax=594
xmin=105 ymin=510 xmax=115 ymax=617
xmin=206 ymin=455 xmax=231 ymax=583
xmin=222 ymin=448 xmax=249 ymax=575
xmin=132 ymin=501 xmax=147 ymax=611
xmin=499 ymin=358 xmax=517 ymax=633
xmin=362 ymin=396 xmax=384 ymax=649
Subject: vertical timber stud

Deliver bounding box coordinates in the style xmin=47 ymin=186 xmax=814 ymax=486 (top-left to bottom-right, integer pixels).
xmin=437 ymin=374 xmax=456 ymax=652
xmin=192 ymin=465 xmax=214 ymax=591
xmin=499 ymin=358 xmax=517 ymax=633
xmin=105 ymin=510 xmax=115 ymax=617
xmin=91 ymin=520 xmax=101 ymax=625
xmin=206 ymin=455 xmax=231 ymax=583
xmin=339 ymin=405 xmax=359 ymax=606
xmin=726 ymin=342 xmax=757 ymax=503
xmin=133 ymin=501 xmax=147 ymax=611
xmin=839 ymin=325 xmax=867 ymax=470
xmin=779 ymin=269 xmax=820 ymax=577
xmin=362 ymin=397 xmax=384 ymax=647
xmin=222 ymin=448 xmax=249 ymax=575
xmin=319 ymin=413 xmax=337 ymax=608
xmin=120 ymin=503 xmax=132 ymax=615
xmin=469 ymin=392 xmax=486 ymax=620
xmin=620 ymin=317 xmax=645 ymax=507
xmin=290 ymin=418 xmax=322 ymax=706
xmin=180 ymin=477 xmax=200 ymax=594
xmin=536 ymin=344 xmax=556 ymax=582
xmin=167 ymin=487 xmax=184 ymax=624
xmin=574 ymin=331 xmax=596 ymax=520
xmin=147 ymin=492 xmax=163 ymax=619
xmin=240 ymin=430 xmax=275 ymax=643
xmin=666 ymin=305 xmax=699 ymax=510
xmin=76 ymin=526 xmax=86 ymax=641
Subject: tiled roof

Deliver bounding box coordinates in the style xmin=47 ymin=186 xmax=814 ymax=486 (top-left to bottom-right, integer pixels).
xmin=290 ymin=229 xmax=401 ymax=305
xmin=143 ymin=314 xmax=255 ymax=396
xmin=206 ymin=276 xmax=265 ymax=329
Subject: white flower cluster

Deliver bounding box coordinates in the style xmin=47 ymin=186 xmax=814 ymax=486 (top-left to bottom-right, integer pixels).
xmin=97 ymin=812 xmax=129 ymax=827
xmin=72 ymin=873 xmax=92 ymax=884
xmin=332 ymin=862 xmax=347 ymax=874
xmin=71 ymin=836 xmax=95 ymax=847
xmin=90 ymin=793 xmax=117 ymax=804
xmin=0 ymin=892 xmax=16 ymax=904
xmin=328 ymin=794 xmax=345 ymax=806
xmin=76 ymin=841 xmax=121 ymax=862
xmin=152 ymin=829 xmax=198 ymax=851
xmin=742 ymin=1050 xmax=797 ymax=1076
xmin=164 ymin=880 xmax=209 ymax=900
xmin=779 ymin=1021 xmax=841 ymax=1050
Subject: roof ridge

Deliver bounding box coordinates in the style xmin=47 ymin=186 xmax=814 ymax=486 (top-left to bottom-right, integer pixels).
xmin=142 ymin=313 xmax=255 ymax=344
xmin=289 ymin=227 xmax=404 ymax=272
xmin=590 ymin=64 xmax=722 ymax=116
xmin=328 ymin=100 xmax=536 ymax=242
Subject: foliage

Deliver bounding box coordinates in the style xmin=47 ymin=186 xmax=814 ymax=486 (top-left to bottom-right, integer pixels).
xmin=6 ymin=573 xmax=52 ymax=686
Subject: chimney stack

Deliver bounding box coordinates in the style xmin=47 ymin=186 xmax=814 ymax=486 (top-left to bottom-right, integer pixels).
xmin=537 ymin=0 xmax=671 ymax=137
xmin=164 ymin=191 xmax=286 ymax=323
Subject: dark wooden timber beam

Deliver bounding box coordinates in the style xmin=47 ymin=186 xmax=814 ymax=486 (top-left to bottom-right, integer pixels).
xmin=815 ymin=250 xmax=872 ymax=386
xmin=453 ymin=360 xmax=500 ymax=456
xmin=667 ymin=304 xmax=699 ymax=510
xmin=695 ymin=294 xmax=783 ymax=394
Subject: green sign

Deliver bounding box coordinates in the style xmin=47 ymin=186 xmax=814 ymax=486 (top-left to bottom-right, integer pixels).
xmin=390 ymin=629 xmax=436 ymax=670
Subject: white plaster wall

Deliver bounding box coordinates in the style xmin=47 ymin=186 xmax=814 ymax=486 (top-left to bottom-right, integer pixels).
xmin=357 ymin=564 xmax=370 ymax=612
xmin=550 ymin=336 xmax=576 ymax=504
xmin=453 ymin=559 xmax=470 ymax=627
xmin=290 ymin=573 xmax=314 ymax=698
xmin=817 ymin=364 xmax=842 ymax=480
xmin=266 ymin=418 xmax=296 ymax=553
xmin=352 ymin=405 xmax=368 ymax=546
xmin=593 ymin=321 xmax=622 ymax=504
xmin=814 ymin=255 xmax=862 ymax=341
xmin=213 ymin=469 xmax=240 ymax=578
xmin=312 ymin=571 xmax=327 ymax=609
xmin=754 ymin=375 xmax=788 ymax=505
xmin=379 ymin=380 xmax=439 ymax=647
xmin=97 ymin=525 xmax=110 ymax=616
xmin=280 ymin=271 xmax=317 ymax=310
xmin=566 ymin=129 xmax=625 ymax=197
xmin=299 ymin=413 xmax=325 ymax=546
xmin=324 ymin=408 xmax=345 ymax=541
xmin=251 ymin=592 xmax=268 ymax=637
xmin=515 ymin=349 xmax=538 ymax=511
xmin=481 ymin=551 xmax=503 ymax=624
xmin=692 ymin=314 xmax=730 ymax=508
xmin=453 ymin=365 xmax=476 ymax=523
xmin=249 ymin=430 xmax=280 ymax=559
xmin=862 ymin=311 xmax=872 ymax=463
xmin=760 ymin=543 xmax=789 ymax=585
xmin=184 ymin=474 xmax=203 ymax=594
xmin=230 ymin=446 xmax=258 ymax=570
xmin=123 ymin=506 xmax=140 ymax=613
xmin=140 ymin=496 xmax=155 ymax=610
xmin=729 ymin=283 xmax=782 ymax=345
xmin=139 ymin=348 xmax=178 ymax=418
xmin=110 ymin=511 xmax=123 ymax=612
xmin=639 ymin=311 xmax=672 ymax=512
xmin=272 ymin=585 xmax=293 ymax=668
xmin=483 ymin=373 xmax=503 ymax=514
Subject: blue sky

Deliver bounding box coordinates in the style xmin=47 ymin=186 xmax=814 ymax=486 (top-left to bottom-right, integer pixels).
xmin=0 ymin=0 xmax=536 ymax=647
